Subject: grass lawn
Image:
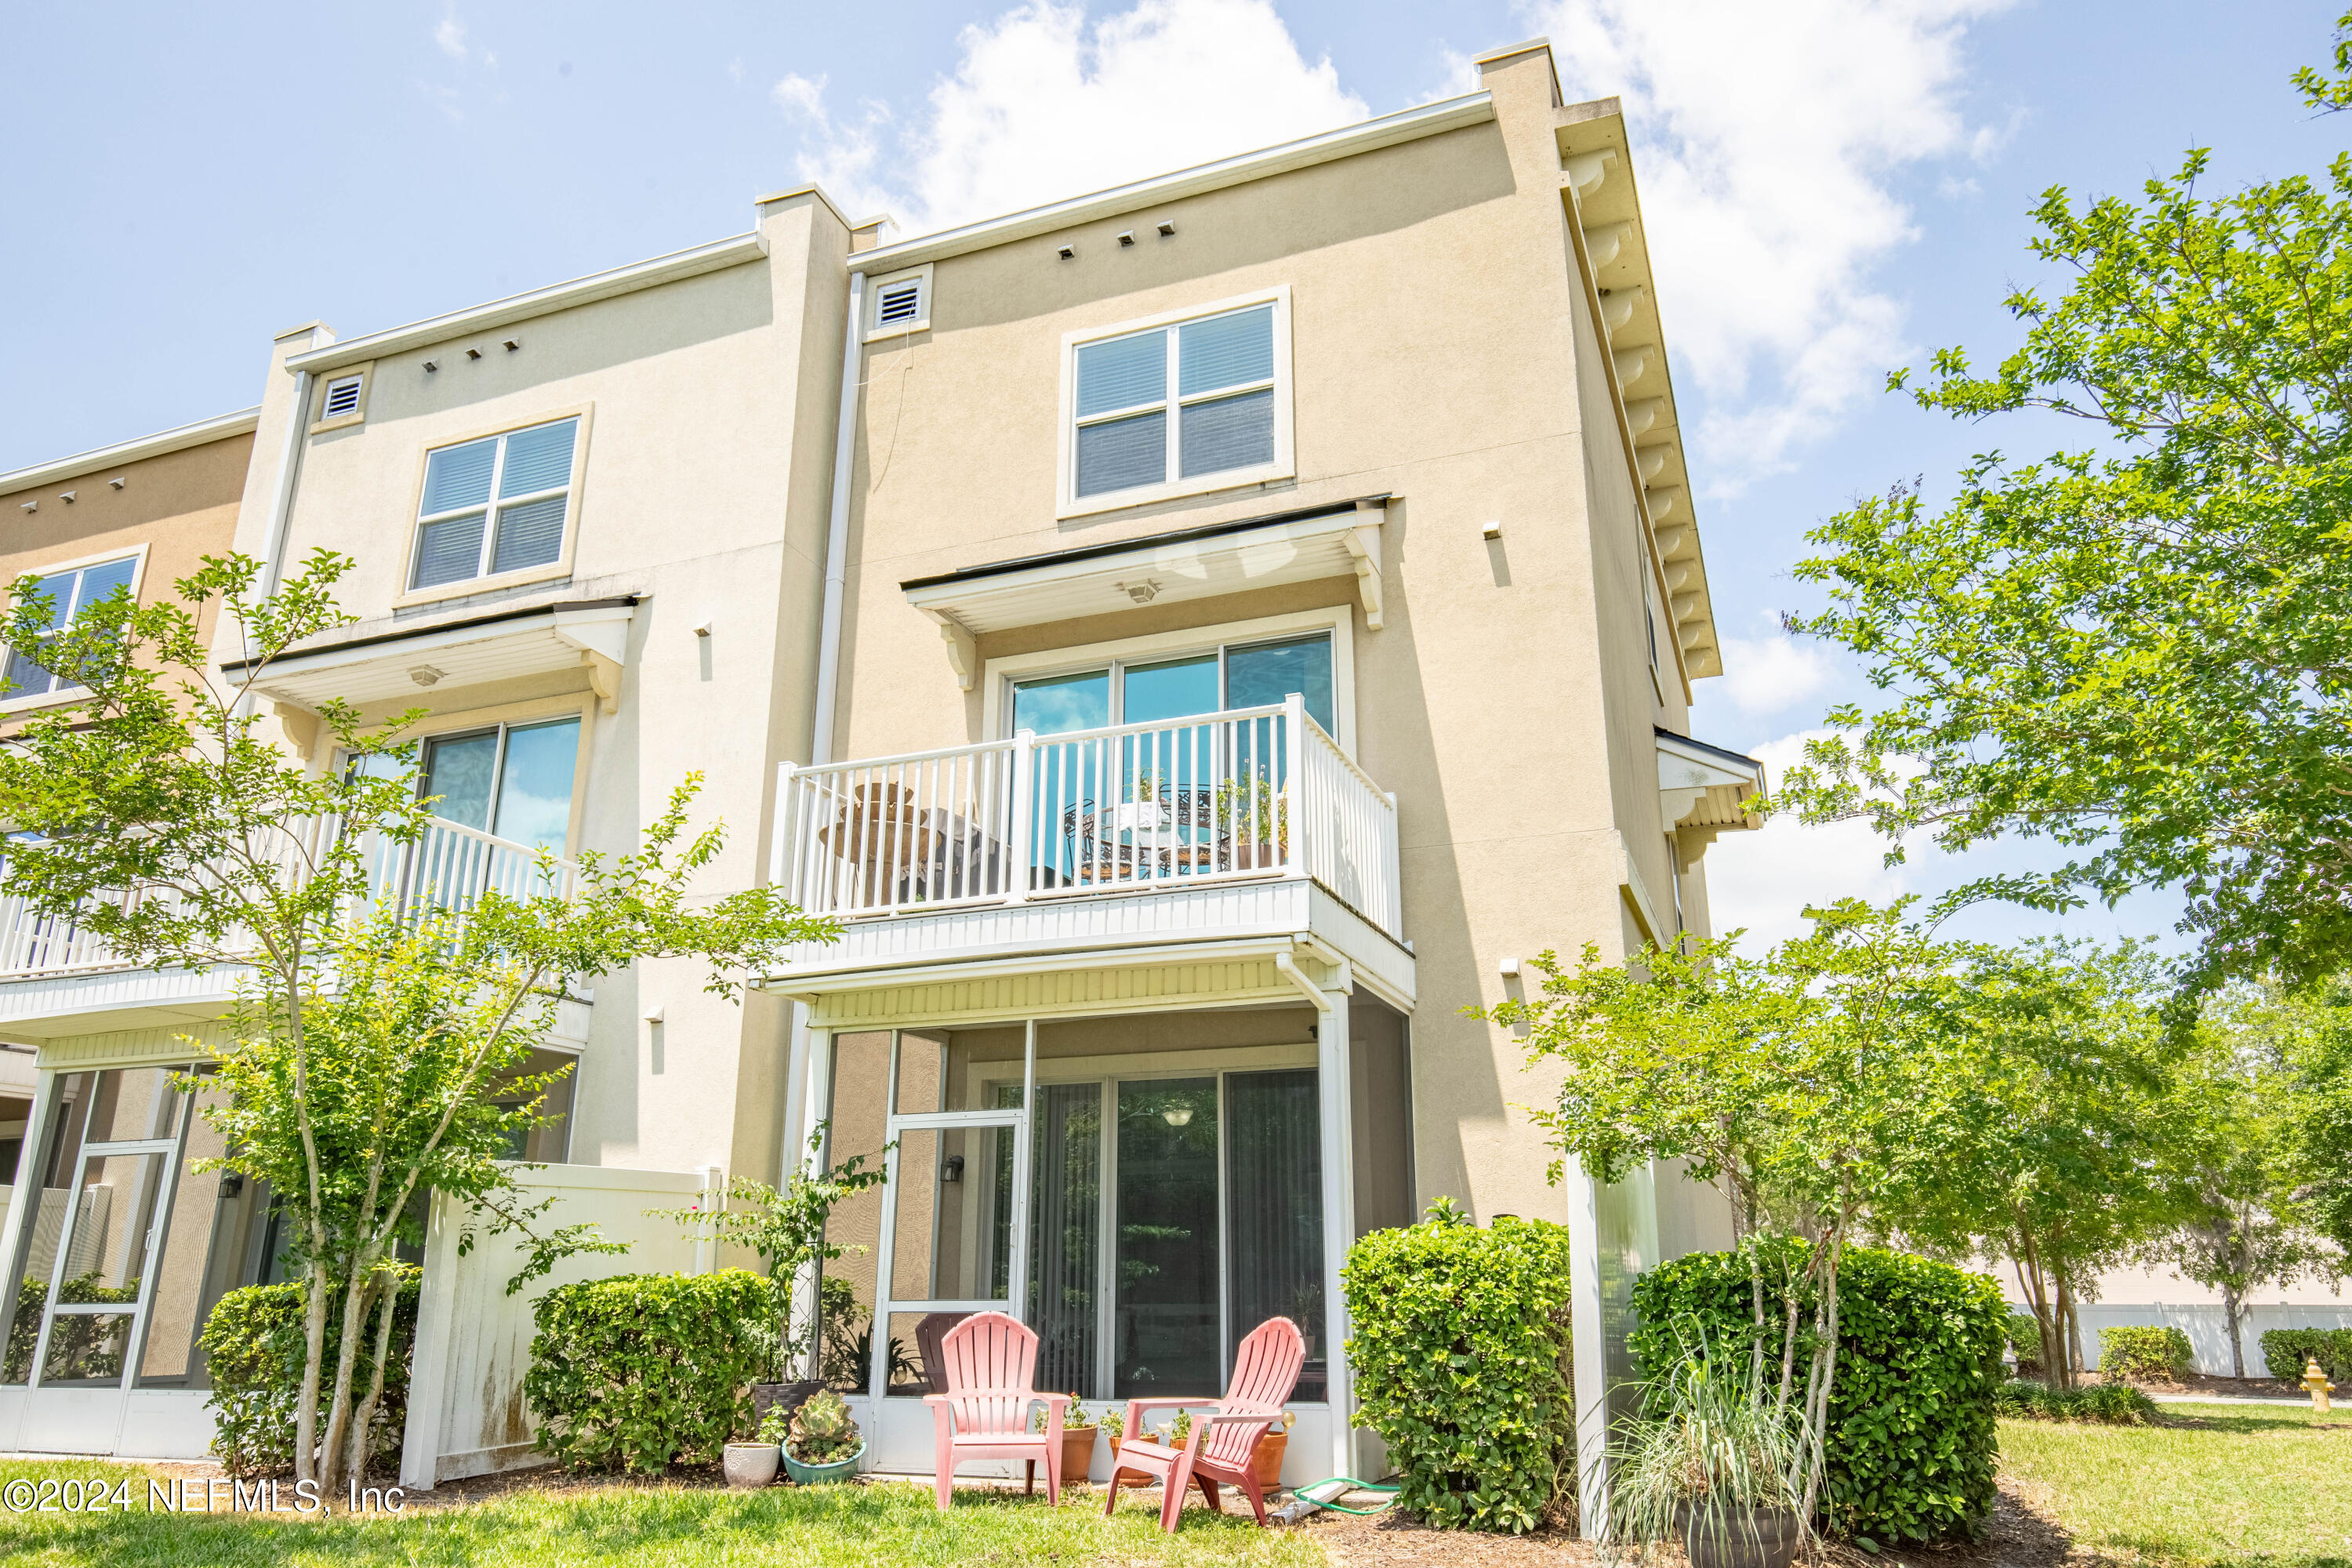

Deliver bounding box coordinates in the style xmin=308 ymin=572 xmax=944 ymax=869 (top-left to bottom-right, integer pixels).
xmin=0 ymin=1461 xmax=1330 ymax=1568
xmin=1996 ymin=1402 xmax=2352 ymax=1567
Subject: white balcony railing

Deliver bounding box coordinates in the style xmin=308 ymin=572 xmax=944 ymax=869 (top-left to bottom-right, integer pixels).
xmin=772 ymin=695 xmax=1402 ymax=940
xmin=0 ymin=815 xmax=579 ymax=982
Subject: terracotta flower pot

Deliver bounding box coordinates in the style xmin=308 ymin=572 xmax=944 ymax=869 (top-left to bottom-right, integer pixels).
xmin=1106 ymin=1436 xmax=1142 ymax=1490
xmin=1059 ymin=1425 xmax=1098 ymax=1483
xmin=1251 ymin=1429 xmax=1287 ymax=1489
xmin=722 ymin=1441 xmax=781 ymax=1488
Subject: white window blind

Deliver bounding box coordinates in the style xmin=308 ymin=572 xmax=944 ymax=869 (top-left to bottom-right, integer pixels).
xmin=1073 ymin=303 xmax=1277 ymax=499
xmin=411 ymin=417 xmax=579 ymax=590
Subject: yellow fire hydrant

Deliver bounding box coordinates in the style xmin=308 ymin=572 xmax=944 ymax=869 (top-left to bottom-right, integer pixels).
xmin=2303 ymin=1358 xmax=2335 ymax=1414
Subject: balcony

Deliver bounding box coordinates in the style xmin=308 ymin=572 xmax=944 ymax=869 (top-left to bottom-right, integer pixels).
xmin=764 ymin=697 xmax=1414 ymax=1012
xmin=0 ymin=816 xmax=589 ymax=1041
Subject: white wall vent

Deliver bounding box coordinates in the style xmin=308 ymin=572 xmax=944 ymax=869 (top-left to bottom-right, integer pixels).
xmin=877 ymin=280 xmax=924 ymax=326
xmin=865 ymin=266 xmax=933 ymax=340
xmin=322 ymin=375 xmax=364 ymax=419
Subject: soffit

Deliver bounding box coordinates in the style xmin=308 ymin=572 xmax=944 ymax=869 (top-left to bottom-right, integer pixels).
xmin=1657 ymin=728 xmax=1765 ymax=832
xmin=0 ymin=407 xmax=259 ymax=499
xmin=902 ymin=500 xmax=1386 ymax=637
xmin=1558 ymin=103 xmax=1722 ymax=681
xmin=232 ymin=599 xmax=635 ymax=712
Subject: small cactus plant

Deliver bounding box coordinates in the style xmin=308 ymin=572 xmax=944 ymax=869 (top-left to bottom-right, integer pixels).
xmin=787 ymin=1388 xmax=862 ymax=1465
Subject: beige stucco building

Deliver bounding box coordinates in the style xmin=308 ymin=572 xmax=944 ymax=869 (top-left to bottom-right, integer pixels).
xmin=0 ymin=37 xmax=1757 ymax=1519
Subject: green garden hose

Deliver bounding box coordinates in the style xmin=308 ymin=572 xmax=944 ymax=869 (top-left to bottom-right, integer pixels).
xmin=1272 ymin=1477 xmax=1400 ymax=1523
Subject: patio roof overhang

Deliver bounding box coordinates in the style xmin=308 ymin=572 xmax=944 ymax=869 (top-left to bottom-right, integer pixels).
xmin=900 ymin=498 xmax=1389 ymax=688
xmin=1657 ymin=727 xmax=1766 ymax=837
xmin=223 ymin=597 xmax=637 ymax=739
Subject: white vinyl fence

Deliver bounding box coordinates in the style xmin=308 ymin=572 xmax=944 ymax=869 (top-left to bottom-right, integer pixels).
xmin=399 ymin=1162 xmax=719 ymax=1490
xmin=2074 ymin=1301 xmax=2352 ymax=1377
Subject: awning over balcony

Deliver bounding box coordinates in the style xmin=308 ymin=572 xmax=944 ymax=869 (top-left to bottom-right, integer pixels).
xmin=1657 ymin=727 xmax=1766 ymax=835
xmin=223 ymin=597 xmax=637 ymax=718
xmin=901 ymin=497 xmax=1389 ymax=688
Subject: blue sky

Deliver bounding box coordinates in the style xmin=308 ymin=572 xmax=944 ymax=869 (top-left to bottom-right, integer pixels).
xmin=3 ymin=0 xmax=2343 ymax=956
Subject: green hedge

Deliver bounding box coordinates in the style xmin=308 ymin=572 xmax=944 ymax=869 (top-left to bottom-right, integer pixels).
xmin=1344 ymin=1205 xmax=1575 ymax=1534
xmin=2259 ymin=1327 xmax=2352 ymax=1383
xmin=2002 ymin=1312 xmax=2044 ymax=1374
xmin=524 ymin=1269 xmax=779 ymax=1473
xmin=1994 ymin=1378 xmax=2158 ymax=1424
xmin=1629 ymin=1241 xmax=2006 ymax=1544
xmin=2097 ymin=1325 xmax=2191 ymax=1382
xmin=198 ymin=1273 xmax=420 ymax=1477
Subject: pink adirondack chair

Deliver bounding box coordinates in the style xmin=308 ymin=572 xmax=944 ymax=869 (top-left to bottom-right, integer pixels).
xmin=1104 ymin=1316 xmax=1306 ymax=1532
xmin=923 ymin=1311 xmax=1072 ymax=1509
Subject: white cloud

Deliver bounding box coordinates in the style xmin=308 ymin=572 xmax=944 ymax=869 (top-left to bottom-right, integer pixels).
xmin=776 ymin=0 xmax=1367 ymax=238
xmin=1700 ymin=729 xmax=1921 ymax=951
xmin=434 ymin=15 xmax=468 ymax=61
xmin=1529 ymin=0 xmax=2014 ymax=488
xmin=1710 ymin=626 xmax=1836 ymax=720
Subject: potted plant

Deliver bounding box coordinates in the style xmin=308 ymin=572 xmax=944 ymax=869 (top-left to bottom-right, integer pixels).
xmin=1099 ymin=1404 xmax=1134 ymax=1491
xmin=1035 ymin=1395 xmax=1098 ymax=1483
xmin=723 ymin=1403 xmax=791 ymax=1488
xmin=1610 ymin=1356 xmax=1805 ymax=1568
xmin=782 ymin=1388 xmax=866 ymax=1484
xmin=1215 ymin=778 xmax=1287 ymax=869
xmin=1252 ymin=1407 xmax=1296 ymax=1488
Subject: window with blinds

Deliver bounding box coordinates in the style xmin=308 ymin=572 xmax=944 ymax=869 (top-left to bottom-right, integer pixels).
xmin=1070 ymin=299 xmax=1283 ymax=503
xmin=2 ymin=554 xmax=137 ymax=701
xmin=410 ymin=416 xmax=581 ymax=591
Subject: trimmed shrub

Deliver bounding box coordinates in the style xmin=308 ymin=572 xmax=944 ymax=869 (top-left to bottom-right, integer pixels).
xmin=524 ymin=1269 xmax=779 ymax=1473
xmin=6 ymin=1275 xmax=142 ymax=1382
xmin=1344 ymin=1204 xmax=1575 ymax=1534
xmin=1994 ymin=1378 xmax=2158 ymax=1424
xmin=1629 ymin=1240 xmax=2006 ymax=1545
xmin=198 ymin=1272 xmax=421 ymax=1477
xmin=2259 ymin=1327 xmax=2352 ymax=1383
xmin=2097 ymin=1324 xmax=2191 ymax=1382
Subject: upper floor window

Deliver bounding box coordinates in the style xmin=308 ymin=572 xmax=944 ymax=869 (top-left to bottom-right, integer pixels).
xmin=2 ymin=553 xmax=137 ymax=702
xmin=411 ymin=416 xmax=581 ymax=592
xmin=1063 ymin=291 xmax=1291 ymax=514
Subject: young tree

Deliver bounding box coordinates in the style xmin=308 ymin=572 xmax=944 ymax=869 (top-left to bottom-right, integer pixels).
xmin=1891 ymin=940 xmax=2179 ymax=1387
xmin=0 ymin=552 xmax=836 ymax=1494
xmin=1485 ymin=899 xmax=1973 ymax=1528
xmin=1773 ymin=14 xmax=2352 ymax=991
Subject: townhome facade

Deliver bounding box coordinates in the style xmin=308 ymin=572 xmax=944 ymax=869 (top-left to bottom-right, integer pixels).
xmin=0 ymin=189 xmax=855 ymax=1460
xmin=0 ymin=406 xmax=260 ymax=1450
xmin=760 ymin=40 xmax=1758 ymax=1493
xmin=0 ymin=37 xmax=1757 ymax=1512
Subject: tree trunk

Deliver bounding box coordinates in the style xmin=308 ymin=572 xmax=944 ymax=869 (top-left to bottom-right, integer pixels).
xmin=2053 ymin=1270 xmax=2077 ymax=1388
xmin=2224 ymin=1280 xmax=2246 ymax=1379
xmin=1747 ymin=1236 xmax=1769 ymax=1402
xmin=316 ymin=1254 xmax=380 ymax=1500
xmin=294 ymin=1257 xmax=332 ymax=1486
xmin=1795 ymin=1232 xmax=1845 ymax=1532
xmin=344 ymin=1272 xmax=400 ymax=1485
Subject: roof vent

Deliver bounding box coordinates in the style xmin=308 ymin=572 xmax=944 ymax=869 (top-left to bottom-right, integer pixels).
xmin=322 ymin=375 xmax=363 ymax=418
xmin=876 ymin=278 xmax=924 ymax=327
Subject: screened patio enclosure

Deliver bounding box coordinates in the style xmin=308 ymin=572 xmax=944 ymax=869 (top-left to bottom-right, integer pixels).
xmin=802 ymin=996 xmax=1413 ymax=1482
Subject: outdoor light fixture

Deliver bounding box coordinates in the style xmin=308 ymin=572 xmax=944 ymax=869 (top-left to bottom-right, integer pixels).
xmin=942 ymin=1155 xmax=965 ymax=1183
xmin=1161 ymin=1104 xmax=1194 ymax=1128
xmin=408 ymin=665 xmax=445 ymax=687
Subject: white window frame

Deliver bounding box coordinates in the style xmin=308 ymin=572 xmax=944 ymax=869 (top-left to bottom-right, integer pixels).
xmin=0 ymin=543 xmax=151 ymax=714
xmin=1056 ymin=285 xmax=1294 ymax=520
xmin=335 ymin=693 xmax=596 ymax=857
xmin=979 ymin=604 xmax=1355 ymax=757
xmin=863 ymin=263 xmax=934 ymax=342
xmin=310 ymin=362 xmax=374 ymax=434
xmin=395 ymin=405 xmax=593 ymax=609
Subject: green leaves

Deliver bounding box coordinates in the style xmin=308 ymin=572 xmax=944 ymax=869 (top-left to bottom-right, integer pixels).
xmin=1776 ymin=18 xmax=2352 ymax=990
xmin=1343 ymin=1208 xmax=1575 ymax=1534
xmin=524 ymin=1270 xmax=781 ymax=1473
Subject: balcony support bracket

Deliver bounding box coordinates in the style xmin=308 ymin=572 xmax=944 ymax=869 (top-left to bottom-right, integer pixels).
xmin=1346 ymin=503 xmax=1385 ymax=631
xmin=922 ymin=610 xmax=979 ymax=691
xmin=1276 ymin=949 xmax=1334 ymax=1013
xmin=552 ymin=607 xmax=632 ymax=716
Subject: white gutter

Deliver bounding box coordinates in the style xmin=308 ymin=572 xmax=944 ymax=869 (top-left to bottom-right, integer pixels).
xmin=282 ymin=231 xmax=768 ymax=377
xmin=808 ymin=270 xmax=866 ymax=767
xmin=0 ymin=406 xmax=260 ymax=497
xmin=856 ymin=92 xmax=1494 ymax=272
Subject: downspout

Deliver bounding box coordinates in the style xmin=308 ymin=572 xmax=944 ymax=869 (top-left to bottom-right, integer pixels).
xmin=808 ymin=270 xmax=866 ymax=767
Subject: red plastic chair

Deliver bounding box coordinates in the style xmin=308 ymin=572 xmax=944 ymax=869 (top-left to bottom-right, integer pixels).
xmin=922 ymin=1311 xmax=1071 ymax=1509
xmin=1103 ymin=1316 xmax=1306 ymax=1532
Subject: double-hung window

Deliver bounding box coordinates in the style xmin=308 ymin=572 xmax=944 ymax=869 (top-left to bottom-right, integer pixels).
xmin=411 ymin=416 xmax=581 ymax=591
xmin=3 ymin=554 xmax=138 ymax=701
xmin=1066 ymin=292 xmax=1290 ymax=510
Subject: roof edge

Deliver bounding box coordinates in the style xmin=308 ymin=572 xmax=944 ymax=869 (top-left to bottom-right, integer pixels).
xmin=220 ymin=594 xmax=639 ymax=673
xmin=856 ymin=93 xmax=1495 ymax=273
xmin=0 ymin=406 xmax=262 ymax=498
xmin=901 ymin=495 xmax=1389 ymax=593
xmin=284 ymin=232 xmax=768 ymax=376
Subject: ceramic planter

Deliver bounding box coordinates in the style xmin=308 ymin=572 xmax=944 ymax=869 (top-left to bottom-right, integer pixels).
xmin=1059 ymin=1425 xmax=1098 ymax=1483
xmin=782 ymin=1439 xmax=866 ymax=1485
xmin=1676 ymin=1503 xmax=1803 ymax=1568
xmin=721 ymin=1441 xmax=781 ymax=1489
